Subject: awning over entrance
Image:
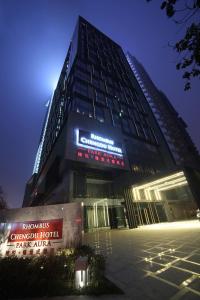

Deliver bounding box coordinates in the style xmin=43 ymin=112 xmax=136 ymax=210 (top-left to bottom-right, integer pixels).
xmin=124 ymin=170 xmax=197 ymax=228
xmin=132 ymin=171 xmax=187 ymax=201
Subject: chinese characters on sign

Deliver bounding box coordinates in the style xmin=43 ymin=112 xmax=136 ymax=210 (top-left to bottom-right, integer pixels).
xmin=77 ymin=149 xmax=125 ymax=167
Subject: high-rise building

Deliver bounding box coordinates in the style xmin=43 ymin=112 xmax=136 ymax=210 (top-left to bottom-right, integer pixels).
xmin=23 ymin=17 xmax=199 ymax=229
xmin=126 ymin=53 xmax=200 ymax=169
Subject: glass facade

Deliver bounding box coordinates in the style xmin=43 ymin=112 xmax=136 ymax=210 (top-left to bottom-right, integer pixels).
xmin=126 ymin=52 xmax=200 ymax=169
xmin=23 ymin=17 xmax=199 ymax=231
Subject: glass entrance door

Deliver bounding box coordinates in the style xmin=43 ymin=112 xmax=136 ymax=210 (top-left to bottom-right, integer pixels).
xmin=131 ymin=202 xmax=167 ymax=226
xmin=84 ymin=198 xmax=127 ymax=230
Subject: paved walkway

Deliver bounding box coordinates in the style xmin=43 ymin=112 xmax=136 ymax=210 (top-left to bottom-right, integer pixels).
xmin=83 ymin=220 xmax=200 ymax=300
xmin=15 ymin=221 xmax=200 ymax=300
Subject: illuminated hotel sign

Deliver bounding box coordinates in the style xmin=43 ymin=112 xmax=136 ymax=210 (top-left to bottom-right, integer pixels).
xmin=0 ymin=219 xmax=63 ymax=256
xmin=76 ymin=129 xmax=123 ymax=156
xmin=75 ymin=129 xmax=125 ymax=168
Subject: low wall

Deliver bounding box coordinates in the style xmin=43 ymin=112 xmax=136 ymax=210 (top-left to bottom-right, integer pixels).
xmin=0 ymin=202 xmax=82 ymax=257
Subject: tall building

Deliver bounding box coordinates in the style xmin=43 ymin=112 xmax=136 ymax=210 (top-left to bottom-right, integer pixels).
xmin=126 ymin=53 xmax=200 ymax=169
xmin=23 ymin=17 xmax=199 ymax=229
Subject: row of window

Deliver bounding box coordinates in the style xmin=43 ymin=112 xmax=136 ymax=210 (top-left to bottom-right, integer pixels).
xmin=38 ymin=21 xmax=154 ymax=170
xmin=79 ymin=34 xmax=131 ymax=85
xmin=81 ymin=29 xmax=122 ymax=67
xmin=131 ymin=164 xmax=158 ymax=176
xmin=38 ymin=86 xmax=69 ymax=171
xmin=73 ymin=79 xmax=146 ymax=121
xmin=73 ymin=96 xmax=157 ymax=144
xmin=87 ymin=53 xmax=129 ymax=84
xmin=76 ymin=59 xmax=133 ymax=94
xmin=80 ymin=22 xmax=118 ymax=55
xmin=74 ymin=97 xmax=104 ymax=123
xmin=73 ymin=74 xmax=145 ymax=114
xmin=75 ymin=63 xmax=123 ymax=93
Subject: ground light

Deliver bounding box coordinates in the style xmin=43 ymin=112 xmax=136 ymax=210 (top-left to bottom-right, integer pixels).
xmin=75 ymin=256 xmax=89 ymax=289
xmin=138 ymin=220 xmax=200 ymax=230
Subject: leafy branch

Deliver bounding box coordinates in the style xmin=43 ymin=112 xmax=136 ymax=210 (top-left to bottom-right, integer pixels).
xmin=148 ymin=0 xmax=200 ymax=90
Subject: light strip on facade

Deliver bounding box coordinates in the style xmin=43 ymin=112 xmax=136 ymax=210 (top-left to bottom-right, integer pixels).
xmin=133 ymin=179 xmax=187 ymax=201
xmin=146 ymin=177 xmax=187 ymax=191
xmin=154 ymin=190 xmax=159 ymax=200
xmin=132 ymin=174 xmax=187 ymax=201
xmin=155 ymin=190 xmax=162 ymax=200
xmin=157 ymin=180 xmax=187 ymax=191
xmin=146 ymin=189 xmax=152 ymax=200
xmin=143 ymin=189 xmax=152 ymax=200
xmin=33 ymin=142 xmax=42 ymax=174
xmin=157 ymin=190 xmax=161 ymax=200
xmin=133 ymin=188 xmax=137 ymax=200
xmin=33 ymin=92 xmax=54 ymax=174
xmin=135 ymin=189 xmax=141 ymax=200
xmin=133 ymin=172 xmax=184 ymax=190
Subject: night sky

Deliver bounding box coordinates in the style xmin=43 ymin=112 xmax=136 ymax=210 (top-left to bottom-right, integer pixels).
xmin=0 ymin=0 xmax=199 ymax=208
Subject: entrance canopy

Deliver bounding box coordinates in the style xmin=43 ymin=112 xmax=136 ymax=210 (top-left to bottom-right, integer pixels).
xmin=132 ymin=171 xmax=188 ymax=201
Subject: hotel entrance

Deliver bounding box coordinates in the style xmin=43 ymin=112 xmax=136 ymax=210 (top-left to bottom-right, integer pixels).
xmin=130 ymin=201 xmax=167 ymax=226
xmin=83 ymin=198 xmax=127 ymax=231
xmin=124 ymin=171 xmax=197 ymax=228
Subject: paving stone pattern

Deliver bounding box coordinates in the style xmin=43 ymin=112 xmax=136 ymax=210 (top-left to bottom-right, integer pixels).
xmin=83 ymin=222 xmax=200 ymax=300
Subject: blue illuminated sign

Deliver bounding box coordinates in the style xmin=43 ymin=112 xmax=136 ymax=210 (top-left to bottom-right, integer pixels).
xmin=75 ymin=129 xmax=123 ymax=157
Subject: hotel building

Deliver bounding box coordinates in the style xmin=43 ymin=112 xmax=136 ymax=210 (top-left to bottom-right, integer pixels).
xmin=23 ymin=17 xmax=200 ymax=229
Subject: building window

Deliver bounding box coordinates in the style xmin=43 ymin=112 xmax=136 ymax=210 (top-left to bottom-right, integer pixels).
xmin=143 ymin=127 xmax=151 ymax=141
xmin=74 ymin=81 xmax=88 ymax=97
xmin=133 ymin=110 xmax=140 ymax=123
xmin=150 ymin=128 xmax=158 ymax=144
xmin=120 ymin=93 xmax=127 ymax=104
xmin=107 ymin=97 xmax=114 ymax=110
xmin=107 ymin=97 xmax=119 ymax=113
xmin=120 ymin=104 xmax=129 ymax=116
xmin=106 ymin=76 xmax=113 ymax=86
xmin=107 ymin=84 xmax=114 ymax=96
xmin=113 ymin=99 xmax=120 ymax=112
xmin=135 ymin=123 xmax=145 ymax=139
xmin=93 ymin=68 xmax=100 ymax=78
xmin=76 ymin=68 xmax=91 ymax=82
xmin=75 ymin=98 xmax=93 ymax=118
xmin=113 ymin=112 xmax=121 ymax=128
xmin=122 ymin=119 xmax=131 ymax=134
xmin=143 ymin=126 xmax=157 ymax=143
xmin=89 ymin=53 xmax=98 ymax=64
xmin=131 ymin=164 xmax=141 ymax=173
xmin=89 ymin=48 xmax=97 ymax=58
xmin=95 ymin=106 xmax=105 ymax=123
xmin=77 ymin=60 xmax=87 ymax=71
xmin=125 ymin=95 xmax=133 ymax=107
xmin=129 ymin=120 xmax=137 ymax=136
xmin=96 ymin=91 xmax=105 ymax=106
xmin=92 ymin=77 xmax=100 ymax=89
xmin=136 ymin=101 xmax=146 ymax=113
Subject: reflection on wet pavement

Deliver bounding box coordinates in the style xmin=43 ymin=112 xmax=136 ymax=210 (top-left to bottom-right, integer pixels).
xmin=83 ymin=222 xmax=200 ymax=300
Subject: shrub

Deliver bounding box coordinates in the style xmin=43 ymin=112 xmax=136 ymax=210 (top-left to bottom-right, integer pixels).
xmin=0 ymin=245 xmax=120 ymax=298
